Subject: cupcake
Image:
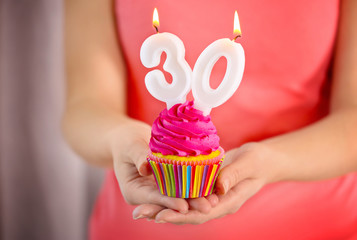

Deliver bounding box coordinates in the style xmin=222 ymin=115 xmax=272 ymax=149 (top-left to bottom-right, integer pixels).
xmin=140 ymin=19 xmax=245 ymax=198
xmin=147 ymin=101 xmax=224 ymax=198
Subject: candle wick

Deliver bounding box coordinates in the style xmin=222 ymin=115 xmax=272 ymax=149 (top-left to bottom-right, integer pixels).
xmin=232 ymin=34 xmax=241 ymax=42
xmin=154 ymin=25 xmax=159 ymax=33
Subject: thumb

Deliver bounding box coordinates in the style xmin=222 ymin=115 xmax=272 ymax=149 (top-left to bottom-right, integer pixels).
xmin=130 ymin=140 xmax=152 ymax=176
xmin=215 ymin=150 xmax=250 ymax=195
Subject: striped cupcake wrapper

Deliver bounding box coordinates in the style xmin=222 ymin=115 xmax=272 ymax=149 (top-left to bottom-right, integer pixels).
xmin=147 ymin=154 xmax=224 ymax=198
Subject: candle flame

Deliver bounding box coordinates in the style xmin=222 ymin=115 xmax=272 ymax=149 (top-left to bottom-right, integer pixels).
xmin=153 ymin=8 xmax=160 ymax=32
xmin=233 ymin=10 xmax=242 ymax=37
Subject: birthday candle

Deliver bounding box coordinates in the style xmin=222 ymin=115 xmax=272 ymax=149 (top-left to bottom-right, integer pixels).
xmin=193 ymin=11 xmax=245 ymax=116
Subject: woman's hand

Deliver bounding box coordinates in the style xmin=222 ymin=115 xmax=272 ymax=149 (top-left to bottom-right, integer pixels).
xmin=109 ymin=119 xmax=190 ymax=214
xmin=111 ymin=118 xmax=220 ymax=220
xmin=109 ymin=118 xmax=218 ymax=218
xmin=134 ymin=142 xmax=284 ymax=224
xmin=216 ymin=142 xmax=284 ymax=195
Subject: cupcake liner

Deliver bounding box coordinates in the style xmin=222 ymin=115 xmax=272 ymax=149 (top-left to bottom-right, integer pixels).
xmin=147 ymin=149 xmax=224 ymax=198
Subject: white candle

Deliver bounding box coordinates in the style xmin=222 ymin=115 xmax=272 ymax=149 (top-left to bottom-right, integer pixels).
xmin=141 ymin=9 xmax=245 ymax=115
xmin=140 ymin=9 xmax=192 ymax=109
xmin=192 ymin=11 xmax=245 ymax=116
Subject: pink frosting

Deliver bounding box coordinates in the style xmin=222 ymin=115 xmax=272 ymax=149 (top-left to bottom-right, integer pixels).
xmin=149 ymin=101 xmax=220 ymax=156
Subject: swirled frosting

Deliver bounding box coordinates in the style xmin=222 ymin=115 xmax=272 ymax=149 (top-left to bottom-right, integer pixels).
xmin=149 ymin=101 xmax=220 ymax=156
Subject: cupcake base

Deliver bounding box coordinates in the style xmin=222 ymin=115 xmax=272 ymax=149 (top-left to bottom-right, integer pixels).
xmin=147 ymin=148 xmax=224 ymax=198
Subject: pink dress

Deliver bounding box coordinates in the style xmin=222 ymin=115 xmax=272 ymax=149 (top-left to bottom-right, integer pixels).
xmin=90 ymin=0 xmax=357 ymax=239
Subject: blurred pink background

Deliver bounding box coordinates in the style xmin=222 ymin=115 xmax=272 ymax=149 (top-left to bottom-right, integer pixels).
xmin=0 ymin=1 xmax=104 ymax=239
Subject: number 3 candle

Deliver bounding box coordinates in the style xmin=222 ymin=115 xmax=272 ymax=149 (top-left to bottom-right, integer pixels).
xmin=140 ymin=8 xmax=192 ymax=109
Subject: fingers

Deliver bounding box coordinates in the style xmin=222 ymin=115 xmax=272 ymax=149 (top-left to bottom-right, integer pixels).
xmin=128 ymin=186 xmax=189 ymax=214
xmin=206 ymin=194 xmax=219 ymax=207
xmin=129 ymin=139 xmax=151 ymax=176
xmin=215 ymin=150 xmax=251 ymax=195
xmin=155 ymin=209 xmax=205 ymax=225
xmin=219 ymin=179 xmax=263 ymax=215
xmin=126 ymin=178 xmax=189 ymax=213
xmin=133 ymin=204 xmax=165 ymax=220
xmin=114 ymin=160 xmax=189 ymax=213
xmin=155 ymin=196 xmax=224 ymax=225
xmin=132 ymin=196 xmax=216 ymax=222
xmin=133 ymin=195 xmax=219 ymax=223
xmin=155 ymin=179 xmax=264 ymax=225
xmin=134 ymin=195 xmax=219 ymax=221
xmin=145 ymin=190 xmax=189 ymax=213
xmin=187 ymin=197 xmax=212 ymax=214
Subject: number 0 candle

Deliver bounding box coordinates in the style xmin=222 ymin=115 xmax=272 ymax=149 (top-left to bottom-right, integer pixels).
xmin=192 ymin=11 xmax=245 ymax=115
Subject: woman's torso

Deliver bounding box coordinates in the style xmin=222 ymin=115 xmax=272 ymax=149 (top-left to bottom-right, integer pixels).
xmin=90 ymin=1 xmax=357 ymax=239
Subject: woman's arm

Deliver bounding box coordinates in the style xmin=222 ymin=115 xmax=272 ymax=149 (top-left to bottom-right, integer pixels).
xmin=63 ymin=0 xmax=127 ymax=167
xmin=63 ymin=0 xmax=191 ymax=213
xmin=258 ymin=0 xmax=357 ymax=183
xmin=138 ymin=0 xmax=357 ymax=224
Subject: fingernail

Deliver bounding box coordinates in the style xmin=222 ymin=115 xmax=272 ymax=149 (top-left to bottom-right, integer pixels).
xmin=155 ymin=220 xmax=166 ymax=224
xmin=211 ymin=196 xmax=219 ymax=207
xmin=147 ymin=218 xmax=153 ymax=222
xmin=223 ymin=181 xmax=229 ymax=194
xmin=133 ymin=215 xmax=144 ymax=220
